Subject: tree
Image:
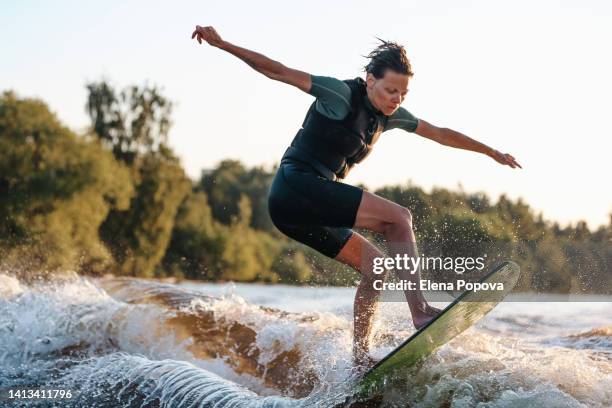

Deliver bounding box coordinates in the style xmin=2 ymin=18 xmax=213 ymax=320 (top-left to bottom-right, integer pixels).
xmin=0 ymin=91 xmax=134 ymax=275
xmin=198 ymin=160 xmax=276 ymax=232
xmin=99 ymin=152 xmax=191 ymax=278
xmin=217 ymin=195 xmax=280 ymax=282
xmin=162 ymin=191 xmax=225 ymax=280
xmin=86 ymin=80 xmax=172 ymax=165
xmin=86 ymin=81 xmax=191 ymax=277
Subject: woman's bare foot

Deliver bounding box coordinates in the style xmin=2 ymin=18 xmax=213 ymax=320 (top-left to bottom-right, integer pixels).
xmin=412 ymin=303 xmax=443 ymax=330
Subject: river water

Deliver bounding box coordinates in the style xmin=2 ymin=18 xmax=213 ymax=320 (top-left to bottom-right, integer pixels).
xmin=0 ymin=273 xmax=610 ymax=407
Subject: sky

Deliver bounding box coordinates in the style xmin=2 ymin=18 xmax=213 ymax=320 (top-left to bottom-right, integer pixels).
xmin=2 ymin=0 xmax=611 ymax=228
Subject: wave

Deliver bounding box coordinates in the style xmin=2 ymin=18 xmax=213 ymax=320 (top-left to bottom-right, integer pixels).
xmin=1 ymin=351 xmax=320 ymax=407
xmin=542 ymin=326 xmax=612 ymax=357
xmin=1 ymin=273 xmax=610 ymax=407
xmin=96 ymin=276 xmax=359 ymax=398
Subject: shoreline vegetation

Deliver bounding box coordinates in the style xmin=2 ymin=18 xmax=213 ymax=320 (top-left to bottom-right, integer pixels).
xmin=1 ymin=82 xmax=610 ymax=294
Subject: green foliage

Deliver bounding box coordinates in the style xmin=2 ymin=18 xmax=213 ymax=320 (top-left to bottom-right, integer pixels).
xmin=100 ymin=153 xmax=191 ymax=278
xmin=212 ymin=195 xmax=280 ymax=282
xmin=86 ymin=80 xmax=172 ymax=165
xmin=198 ymin=160 xmax=276 ymax=232
xmin=374 ymin=184 xmax=611 ymax=293
xmin=163 ymin=192 xmax=284 ymax=283
xmin=162 ymin=191 xmax=224 ymax=280
xmin=1 ymin=87 xmax=609 ymax=293
xmin=0 ymin=91 xmax=133 ymax=274
xmin=271 ymin=243 xmax=312 ymax=283
xmin=84 ymin=80 xmax=191 ymax=278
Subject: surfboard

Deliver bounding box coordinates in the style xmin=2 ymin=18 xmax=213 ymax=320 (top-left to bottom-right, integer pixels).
xmin=357 ymin=260 xmax=520 ymax=395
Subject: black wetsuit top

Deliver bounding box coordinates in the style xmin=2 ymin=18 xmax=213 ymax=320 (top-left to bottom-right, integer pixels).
xmin=268 ymin=75 xmax=419 ymax=258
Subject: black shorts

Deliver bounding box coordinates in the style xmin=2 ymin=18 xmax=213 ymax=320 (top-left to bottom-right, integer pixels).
xmin=267 ymin=160 xmax=364 ymax=258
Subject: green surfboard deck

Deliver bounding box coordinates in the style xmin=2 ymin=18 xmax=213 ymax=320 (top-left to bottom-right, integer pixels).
xmin=357 ymin=261 xmax=520 ymax=395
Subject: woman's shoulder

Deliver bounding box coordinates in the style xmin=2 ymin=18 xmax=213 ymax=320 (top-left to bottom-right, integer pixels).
xmin=309 ymin=75 xmax=353 ymax=120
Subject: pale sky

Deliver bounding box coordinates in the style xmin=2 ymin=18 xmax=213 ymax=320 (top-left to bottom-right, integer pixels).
xmin=2 ymin=0 xmax=611 ymax=228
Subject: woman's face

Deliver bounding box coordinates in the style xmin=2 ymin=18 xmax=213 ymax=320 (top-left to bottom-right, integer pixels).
xmin=365 ymin=70 xmax=410 ymax=116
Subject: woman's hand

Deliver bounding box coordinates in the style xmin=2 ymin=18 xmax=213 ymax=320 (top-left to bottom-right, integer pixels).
xmin=191 ymin=25 xmax=224 ymax=48
xmin=489 ymin=149 xmax=522 ymax=169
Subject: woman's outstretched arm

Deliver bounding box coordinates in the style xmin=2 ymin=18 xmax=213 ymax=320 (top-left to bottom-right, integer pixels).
xmin=415 ymin=119 xmax=522 ymax=169
xmin=191 ymin=25 xmax=311 ymax=92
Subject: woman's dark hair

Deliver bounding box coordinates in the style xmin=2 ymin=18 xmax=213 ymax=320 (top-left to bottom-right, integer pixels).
xmin=364 ymin=38 xmax=414 ymax=79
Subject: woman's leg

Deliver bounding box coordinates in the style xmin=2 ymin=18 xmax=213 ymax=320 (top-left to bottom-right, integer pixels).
xmin=269 ymin=164 xmax=439 ymax=366
xmin=351 ymin=190 xmax=441 ymax=324
xmin=335 ymin=190 xmax=441 ymax=366
xmin=334 ymin=231 xmax=387 ymax=367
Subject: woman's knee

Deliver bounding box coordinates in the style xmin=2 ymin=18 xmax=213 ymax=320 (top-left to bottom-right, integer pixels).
xmin=382 ymin=206 xmax=413 ymax=235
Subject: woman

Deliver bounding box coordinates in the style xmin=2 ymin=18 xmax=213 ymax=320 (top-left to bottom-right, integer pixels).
xmin=191 ymin=25 xmax=521 ymax=368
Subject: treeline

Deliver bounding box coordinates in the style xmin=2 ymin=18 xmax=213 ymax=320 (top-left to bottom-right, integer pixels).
xmin=0 ymin=84 xmax=610 ymax=293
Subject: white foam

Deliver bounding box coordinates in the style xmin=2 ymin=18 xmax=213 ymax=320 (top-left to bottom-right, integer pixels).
xmin=1 ymin=275 xmax=610 ymax=407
